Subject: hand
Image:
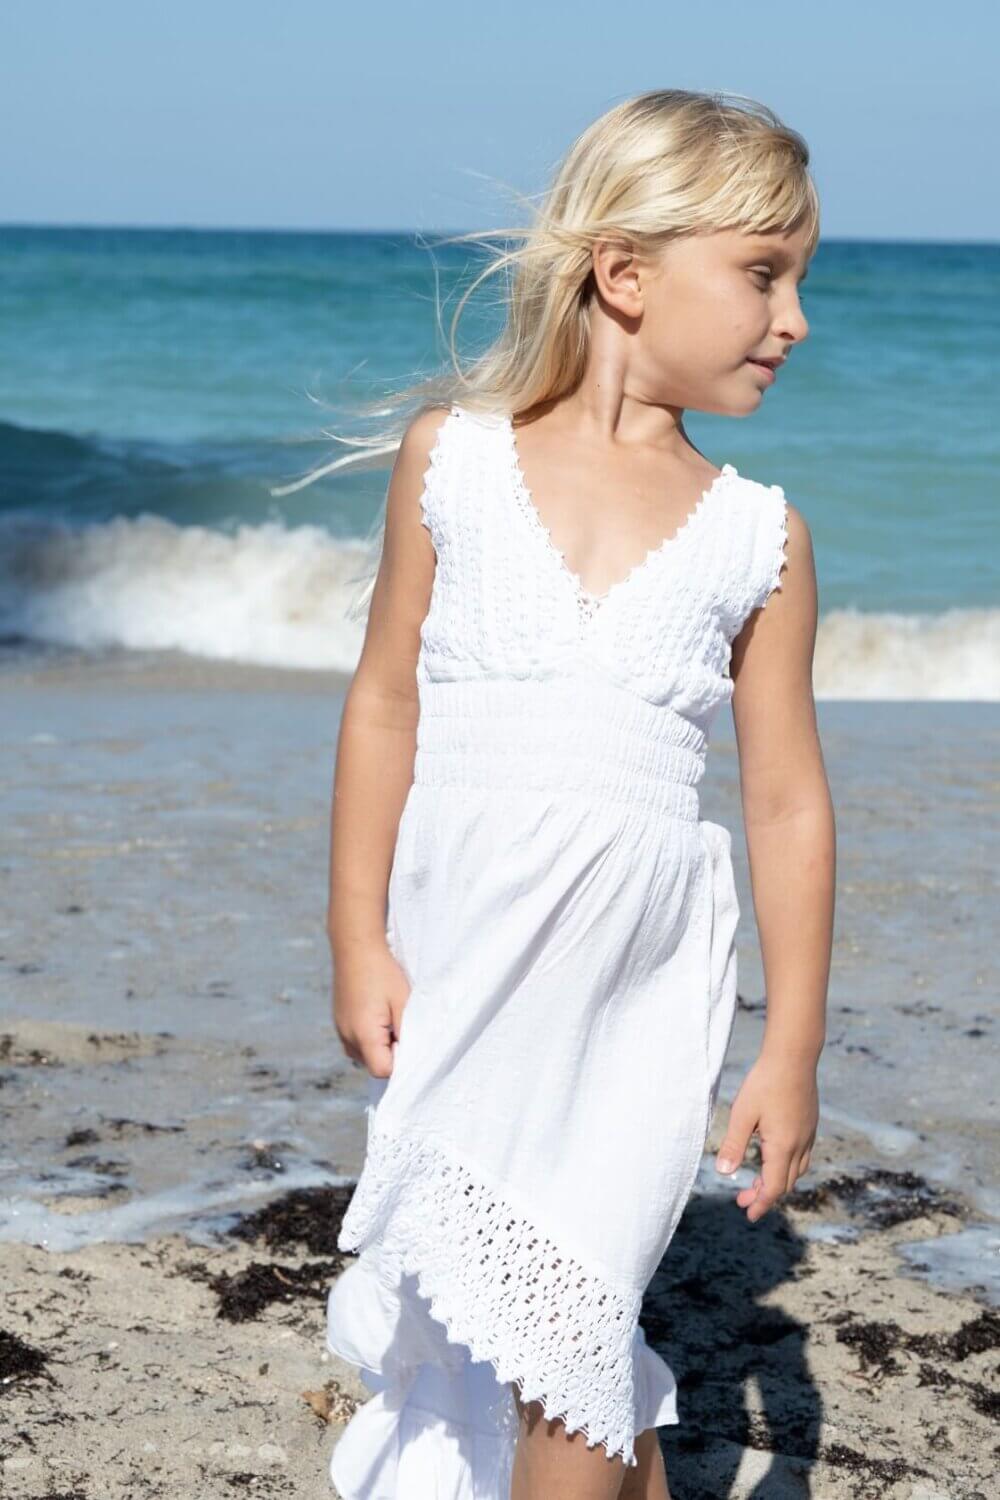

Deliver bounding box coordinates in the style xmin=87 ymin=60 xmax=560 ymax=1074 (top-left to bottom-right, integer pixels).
xmin=713 ymin=1050 xmax=819 ymax=1223
xmin=332 ymin=937 xmax=412 ymax=1080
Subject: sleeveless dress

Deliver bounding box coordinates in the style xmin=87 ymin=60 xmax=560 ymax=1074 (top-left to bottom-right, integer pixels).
xmin=326 ymin=401 xmax=789 ymax=1498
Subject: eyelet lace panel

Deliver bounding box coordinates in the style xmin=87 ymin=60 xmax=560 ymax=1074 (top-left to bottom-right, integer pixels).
xmin=338 ymin=1125 xmax=645 ymax=1467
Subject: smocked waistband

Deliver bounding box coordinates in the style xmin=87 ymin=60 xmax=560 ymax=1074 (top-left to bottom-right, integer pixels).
xmin=412 ymin=677 xmax=707 ymax=820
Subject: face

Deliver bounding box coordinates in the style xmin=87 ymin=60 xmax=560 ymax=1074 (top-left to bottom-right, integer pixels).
xmin=593 ymin=223 xmax=813 ymax=417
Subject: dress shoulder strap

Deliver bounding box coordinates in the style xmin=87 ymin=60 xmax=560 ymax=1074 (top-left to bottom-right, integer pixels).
xmin=714 ymin=474 xmax=790 ymax=640
xmin=746 ymin=481 xmax=790 ymax=615
xmin=416 ymin=401 xmax=504 ymax=556
xmin=415 ymin=404 xmax=463 ymax=554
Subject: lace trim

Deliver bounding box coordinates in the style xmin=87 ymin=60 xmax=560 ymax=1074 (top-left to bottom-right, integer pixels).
xmin=756 ymin=485 xmax=790 ymax=612
xmin=502 ymin=410 xmax=738 ymax=627
xmin=338 ymin=1125 xmax=643 ymax=1466
xmin=415 ymin=405 xmax=461 ymax=550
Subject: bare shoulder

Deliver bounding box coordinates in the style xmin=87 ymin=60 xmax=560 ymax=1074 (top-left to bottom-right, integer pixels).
xmin=732 ymin=495 xmax=817 ymax=684
xmin=382 ymin=404 xmax=453 ymax=538
xmin=777 ymin=499 xmax=818 ymax=607
xmin=359 ymin=407 xmax=455 ymax=677
xmin=783 ymin=499 xmax=814 ymax=561
xmin=393 ymin=404 xmax=453 ymax=480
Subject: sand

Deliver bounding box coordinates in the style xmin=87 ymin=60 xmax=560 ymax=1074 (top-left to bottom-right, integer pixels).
xmin=2 ymin=1111 xmax=996 ymax=1499
xmin=1 ymin=647 xmax=997 ymax=1498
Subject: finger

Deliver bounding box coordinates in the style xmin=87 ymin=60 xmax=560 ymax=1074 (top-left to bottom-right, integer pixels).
xmin=389 ymin=997 xmax=409 ymax=1049
xmin=360 ymin=1031 xmax=396 ymax=1080
xmin=747 ymin=1150 xmax=790 ymax=1222
xmin=788 ymin=1148 xmax=811 ymax=1193
xmin=715 ymin=1106 xmax=756 ymax=1175
xmin=736 ymin=1174 xmax=763 ymax=1207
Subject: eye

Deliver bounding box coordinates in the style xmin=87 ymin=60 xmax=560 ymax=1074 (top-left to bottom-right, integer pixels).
xmin=750 ymin=267 xmax=773 ymax=288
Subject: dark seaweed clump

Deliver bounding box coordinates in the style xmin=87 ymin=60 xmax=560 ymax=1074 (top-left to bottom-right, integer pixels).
xmin=182 ymin=1183 xmax=358 ymax=1322
xmin=0 ymin=1328 xmax=49 ymax=1391
xmin=830 ymin=1307 xmax=1000 ymax=1420
xmin=225 ymin=1183 xmax=355 ymax=1256
xmin=196 ymin=1258 xmax=346 ymax=1322
xmin=786 ymin=1167 xmax=965 ymax=1229
xmin=28 ymin=1493 xmax=89 ymax=1500
xmin=818 ymin=1443 xmax=929 ymax=1486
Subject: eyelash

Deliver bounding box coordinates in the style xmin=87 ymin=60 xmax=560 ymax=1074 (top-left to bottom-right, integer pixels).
xmin=751 ymin=267 xmax=807 ymax=297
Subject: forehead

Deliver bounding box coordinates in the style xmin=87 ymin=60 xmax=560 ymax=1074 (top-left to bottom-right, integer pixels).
xmin=733 ymin=227 xmax=812 ymax=260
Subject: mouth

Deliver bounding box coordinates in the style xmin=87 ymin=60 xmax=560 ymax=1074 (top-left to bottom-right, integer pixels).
xmin=746 ymin=358 xmax=780 ymax=384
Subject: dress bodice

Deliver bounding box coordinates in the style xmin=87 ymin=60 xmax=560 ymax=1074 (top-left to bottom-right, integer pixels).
xmin=414 ymin=403 xmax=789 ymax=738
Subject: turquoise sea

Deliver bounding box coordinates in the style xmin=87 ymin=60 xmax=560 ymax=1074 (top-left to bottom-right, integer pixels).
xmin=0 ymin=226 xmax=996 ymax=696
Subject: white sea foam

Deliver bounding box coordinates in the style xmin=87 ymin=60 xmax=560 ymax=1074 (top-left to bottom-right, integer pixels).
xmin=897 ymin=1224 xmax=1000 ymax=1306
xmin=818 ymin=1104 xmax=922 ymax=1156
xmin=0 ymin=1162 xmax=350 ymax=1252
xmin=0 ymin=512 xmax=370 ymax=674
xmin=1 ymin=512 xmax=996 ymax=697
xmin=814 ymin=604 xmax=998 ymax=700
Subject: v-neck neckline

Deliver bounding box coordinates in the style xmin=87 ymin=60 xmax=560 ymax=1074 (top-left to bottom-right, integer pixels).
xmin=502 ymin=412 xmax=737 ymax=621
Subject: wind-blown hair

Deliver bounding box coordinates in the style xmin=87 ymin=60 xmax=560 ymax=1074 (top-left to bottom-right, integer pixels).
xmin=272 ymin=88 xmax=820 ymax=620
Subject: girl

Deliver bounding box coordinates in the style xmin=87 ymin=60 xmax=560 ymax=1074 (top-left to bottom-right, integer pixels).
xmin=321 ymin=88 xmax=835 ymax=1500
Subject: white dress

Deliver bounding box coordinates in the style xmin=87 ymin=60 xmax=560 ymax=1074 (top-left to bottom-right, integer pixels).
xmin=326 ymin=402 xmax=789 ymax=1497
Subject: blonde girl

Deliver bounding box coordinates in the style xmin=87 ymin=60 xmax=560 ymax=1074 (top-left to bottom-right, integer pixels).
xmin=316 ymin=87 xmax=834 ymax=1500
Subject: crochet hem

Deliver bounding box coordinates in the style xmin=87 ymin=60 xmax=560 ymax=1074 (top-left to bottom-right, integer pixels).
xmin=337 ymin=1125 xmax=643 ymax=1467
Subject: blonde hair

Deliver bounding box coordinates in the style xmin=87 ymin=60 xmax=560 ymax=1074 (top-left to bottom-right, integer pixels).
xmin=272 ymin=88 xmax=820 ymax=619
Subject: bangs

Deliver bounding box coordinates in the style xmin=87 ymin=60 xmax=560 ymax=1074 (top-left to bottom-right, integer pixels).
xmin=706 ymin=133 xmax=821 ymax=254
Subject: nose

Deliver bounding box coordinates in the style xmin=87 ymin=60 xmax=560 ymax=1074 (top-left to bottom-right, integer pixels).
xmin=777 ymin=295 xmax=809 ymax=346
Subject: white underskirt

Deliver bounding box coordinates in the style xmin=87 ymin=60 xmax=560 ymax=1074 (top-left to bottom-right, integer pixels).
xmin=326 ymin=1248 xmax=678 ymax=1499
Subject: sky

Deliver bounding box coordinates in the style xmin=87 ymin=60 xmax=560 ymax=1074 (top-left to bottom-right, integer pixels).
xmin=1 ymin=1 xmax=996 ymax=242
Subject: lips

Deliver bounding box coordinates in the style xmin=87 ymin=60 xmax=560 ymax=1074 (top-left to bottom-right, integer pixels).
xmin=748 ymin=357 xmax=785 ymax=370
xmin=746 ymin=358 xmax=777 ymax=386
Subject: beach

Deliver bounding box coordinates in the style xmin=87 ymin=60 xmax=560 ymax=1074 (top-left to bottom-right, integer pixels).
xmin=1 ymin=647 xmax=997 ymax=1498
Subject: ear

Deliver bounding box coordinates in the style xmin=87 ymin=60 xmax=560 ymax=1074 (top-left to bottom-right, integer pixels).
xmin=591 ymin=237 xmax=643 ymax=318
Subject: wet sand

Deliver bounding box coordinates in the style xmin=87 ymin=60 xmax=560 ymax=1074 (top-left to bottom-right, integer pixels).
xmin=1 ymin=646 xmax=997 ymax=1497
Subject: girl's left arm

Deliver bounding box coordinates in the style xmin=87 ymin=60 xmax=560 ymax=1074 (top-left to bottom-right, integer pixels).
xmin=717 ymin=502 xmax=836 ymax=1223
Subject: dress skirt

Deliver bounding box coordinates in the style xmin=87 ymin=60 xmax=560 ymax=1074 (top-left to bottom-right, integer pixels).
xmin=326 ymin=675 xmax=743 ymax=1496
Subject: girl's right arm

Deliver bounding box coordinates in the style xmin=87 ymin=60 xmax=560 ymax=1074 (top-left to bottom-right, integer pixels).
xmin=327 ymin=406 xmax=449 ymax=1078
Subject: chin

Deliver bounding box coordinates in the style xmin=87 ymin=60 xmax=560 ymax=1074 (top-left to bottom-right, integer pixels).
xmin=731 ymin=386 xmax=766 ymax=417
xmin=701 ymin=397 xmax=761 ymax=419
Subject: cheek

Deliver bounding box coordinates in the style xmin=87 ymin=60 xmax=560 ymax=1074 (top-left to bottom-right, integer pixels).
xmin=680 ymin=282 xmax=749 ymax=348
xmin=727 ymin=285 xmax=770 ymax=337
xmin=644 ymin=279 xmax=759 ymax=373
xmin=651 ymin=293 xmax=714 ymax=359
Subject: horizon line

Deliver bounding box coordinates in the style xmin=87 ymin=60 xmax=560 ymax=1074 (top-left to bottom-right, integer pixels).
xmin=1 ymin=220 xmax=997 ymax=248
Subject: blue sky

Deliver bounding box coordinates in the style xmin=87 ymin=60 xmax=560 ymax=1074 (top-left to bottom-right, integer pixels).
xmin=2 ymin=1 xmax=995 ymax=241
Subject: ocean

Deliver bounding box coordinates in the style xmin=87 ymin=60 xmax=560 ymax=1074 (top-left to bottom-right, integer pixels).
xmin=0 ymin=226 xmax=996 ymax=697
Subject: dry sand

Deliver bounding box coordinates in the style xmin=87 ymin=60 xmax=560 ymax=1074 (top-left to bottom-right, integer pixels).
xmin=2 ymin=1101 xmax=997 ymax=1500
